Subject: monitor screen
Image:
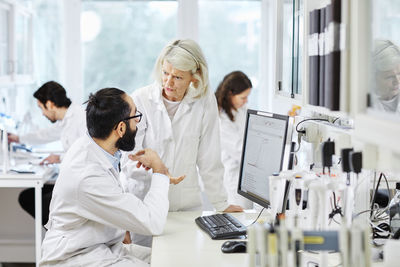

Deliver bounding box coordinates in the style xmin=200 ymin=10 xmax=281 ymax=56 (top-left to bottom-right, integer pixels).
xmin=237 ymin=109 xmax=292 ymax=208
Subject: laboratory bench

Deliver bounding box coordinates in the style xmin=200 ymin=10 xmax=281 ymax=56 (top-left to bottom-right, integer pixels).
xmin=0 ymin=165 xmax=57 ymax=267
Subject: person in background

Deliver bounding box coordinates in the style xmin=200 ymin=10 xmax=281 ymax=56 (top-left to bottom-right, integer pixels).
xmin=215 ymin=71 xmax=253 ymax=209
xmin=8 ymin=81 xmax=86 ymax=225
xmin=8 ymin=81 xmax=86 ymax=163
xmin=121 ymin=39 xmax=242 ymax=221
xmin=371 ymin=39 xmax=400 ymax=113
xmin=40 ymin=88 xmax=178 ymax=267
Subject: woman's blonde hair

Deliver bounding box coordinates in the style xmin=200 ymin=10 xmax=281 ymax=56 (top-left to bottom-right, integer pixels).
xmin=153 ymin=39 xmax=209 ymax=98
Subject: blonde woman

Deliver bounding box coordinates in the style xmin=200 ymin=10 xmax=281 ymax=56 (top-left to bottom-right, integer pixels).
xmin=122 ymin=39 xmax=242 ymax=215
xmin=215 ymin=71 xmax=253 ymax=209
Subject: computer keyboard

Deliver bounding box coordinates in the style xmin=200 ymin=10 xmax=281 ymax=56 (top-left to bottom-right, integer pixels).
xmin=195 ymin=213 xmax=247 ymax=240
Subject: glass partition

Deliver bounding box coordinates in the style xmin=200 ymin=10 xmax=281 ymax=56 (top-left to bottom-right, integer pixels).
xmin=369 ymin=0 xmax=400 ymax=114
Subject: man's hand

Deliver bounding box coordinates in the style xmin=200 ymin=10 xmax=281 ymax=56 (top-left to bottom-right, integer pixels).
xmin=128 ymin=149 xmax=168 ymax=175
xmin=129 ymin=149 xmax=186 ymax=185
xmin=8 ymin=133 xmax=20 ymax=143
xmin=40 ymin=154 xmax=61 ymax=165
xmin=223 ymin=205 xmax=243 ymax=213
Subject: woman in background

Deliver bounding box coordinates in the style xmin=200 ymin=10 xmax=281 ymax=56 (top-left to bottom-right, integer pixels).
xmin=215 ymin=71 xmax=253 ymax=209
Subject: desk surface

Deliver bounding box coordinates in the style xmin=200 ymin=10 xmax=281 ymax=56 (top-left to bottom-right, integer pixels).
xmin=152 ymin=211 xmax=388 ymax=267
xmin=151 ymin=211 xmax=254 ymax=267
xmin=0 ymin=165 xmax=56 ymax=185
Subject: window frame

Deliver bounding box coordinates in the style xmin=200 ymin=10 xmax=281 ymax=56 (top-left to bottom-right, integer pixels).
xmin=0 ymin=0 xmax=34 ymax=85
xmin=274 ymin=0 xmax=303 ymax=100
xmin=351 ymin=0 xmax=400 ymax=155
xmin=0 ymin=1 xmax=12 ymax=84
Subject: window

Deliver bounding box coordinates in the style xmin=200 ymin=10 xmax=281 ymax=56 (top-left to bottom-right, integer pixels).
xmin=33 ymin=0 xmax=63 ymax=84
xmin=0 ymin=0 xmax=33 ymax=83
xmin=276 ymin=0 xmax=303 ymax=99
xmin=15 ymin=8 xmax=32 ymax=77
xmin=199 ymin=0 xmax=261 ymax=108
xmin=0 ymin=2 xmax=10 ymax=79
xmin=368 ymin=0 xmax=400 ymax=115
xmin=81 ymin=1 xmax=177 ymax=99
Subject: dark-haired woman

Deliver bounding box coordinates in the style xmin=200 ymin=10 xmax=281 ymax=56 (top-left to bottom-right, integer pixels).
xmin=215 ymin=71 xmax=253 ymax=209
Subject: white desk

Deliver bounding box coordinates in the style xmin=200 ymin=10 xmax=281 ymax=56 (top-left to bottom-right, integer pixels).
xmin=0 ymin=166 xmax=56 ymax=267
xmin=152 ymin=211 xmax=389 ymax=267
xmin=151 ymin=211 xmax=253 ymax=267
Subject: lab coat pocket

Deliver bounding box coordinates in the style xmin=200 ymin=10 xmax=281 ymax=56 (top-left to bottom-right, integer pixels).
xmin=182 ymin=135 xmax=199 ymax=165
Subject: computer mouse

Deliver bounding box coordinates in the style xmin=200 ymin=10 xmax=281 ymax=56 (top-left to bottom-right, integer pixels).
xmin=221 ymin=240 xmax=247 ymax=253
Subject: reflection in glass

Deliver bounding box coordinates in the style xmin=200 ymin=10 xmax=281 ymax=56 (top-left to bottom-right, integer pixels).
xmin=371 ymin=40 xmax=400 ymax=113
xmin=370 ymin=0 xmax=400 ymax=114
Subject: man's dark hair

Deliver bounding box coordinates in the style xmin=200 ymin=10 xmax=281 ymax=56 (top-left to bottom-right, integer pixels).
xmin=86 ymin=88 xmax=131 ymax=139
xmin=33 ymin=81 xmax=72 ymax=108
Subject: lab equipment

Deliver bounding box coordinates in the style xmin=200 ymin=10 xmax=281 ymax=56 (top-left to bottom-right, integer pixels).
xmin=221 ymin=240 xmax=247 ymax=253
xmin=289 ymin=175 xmax=304 ymax=216
xmin=269 ymin=173 xmax=287 ymax=215
xmin=195 ymin=213 xmax=247 ymax=240
xmin=341 ymin=148 xmax=354 ymax=226
xmin=247 ymin=219 xmax=371 ymax=267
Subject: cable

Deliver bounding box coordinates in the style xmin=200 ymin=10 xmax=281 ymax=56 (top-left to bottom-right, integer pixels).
xmin=246 ymin=207 xmax=265 ymax=227
xmin=295 ymin=118 xmax=330 ymax=133
xmin=382 ymin=172 xmax=391 ymax=200
xmin=332 ymin=117 xmax=340 ymax=124
xmin=371 ymin=173 xmax=383 ymax=215
xmin=370 ymin=172 xmax=391 ymax=221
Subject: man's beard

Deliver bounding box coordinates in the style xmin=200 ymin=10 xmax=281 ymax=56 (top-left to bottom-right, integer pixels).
xmin=45 ymin=115 xmax=56 ymax=123
xmin=116 ymin=124 xmax=137 ymax=151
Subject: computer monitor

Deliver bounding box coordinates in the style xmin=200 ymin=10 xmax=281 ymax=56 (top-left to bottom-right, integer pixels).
xmin=237 ymin=109 xmax=293 ymax=208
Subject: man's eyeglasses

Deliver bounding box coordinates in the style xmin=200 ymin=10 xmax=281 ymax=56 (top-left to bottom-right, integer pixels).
xmin=123 ymin=110 xmax=142 ymax=123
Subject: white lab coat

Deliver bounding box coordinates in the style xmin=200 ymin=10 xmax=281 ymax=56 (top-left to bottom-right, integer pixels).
xmin=121 ymin=82 xmax=228 ymax=211
xmin=20 ymin=103 xmax=86 ymax=152
xmin=40 ymin=135 xmax=170 ymax=266
xmin=219 ymin=107 xmax=253 ymax=209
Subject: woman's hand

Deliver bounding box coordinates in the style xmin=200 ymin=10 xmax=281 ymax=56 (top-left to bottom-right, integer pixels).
xmin=223 ymin=205 xmax=244 ymax=213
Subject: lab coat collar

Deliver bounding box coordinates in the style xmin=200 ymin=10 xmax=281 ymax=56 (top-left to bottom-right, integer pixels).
xmin=84 ymin=134 xmax=120 ymax=179
xmin=149 ymin=82 xmax=195 ymax=123
xmin=59 ymin=103 xmax=77 ymax=126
